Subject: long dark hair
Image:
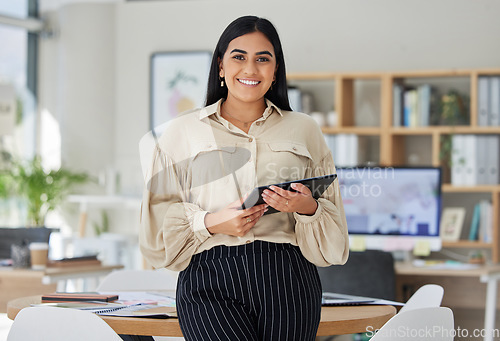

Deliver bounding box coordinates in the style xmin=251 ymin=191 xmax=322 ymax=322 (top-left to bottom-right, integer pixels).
xmin=205 ymin=16 xmax=292 ymax=111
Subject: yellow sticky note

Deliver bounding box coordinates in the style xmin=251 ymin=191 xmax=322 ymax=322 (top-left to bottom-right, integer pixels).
xmin=350 ymin=236 xmax=366 ymax=252
xmin=413 ymin=240 xmax=431 ymax=257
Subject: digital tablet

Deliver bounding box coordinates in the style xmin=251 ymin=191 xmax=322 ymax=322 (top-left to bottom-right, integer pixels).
xmin=240 ymin=174 xmax=337 ymax=215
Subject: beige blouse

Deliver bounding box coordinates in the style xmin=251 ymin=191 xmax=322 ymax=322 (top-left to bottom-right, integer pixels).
xmin=140 ymin=99 xmax=349 ymax=271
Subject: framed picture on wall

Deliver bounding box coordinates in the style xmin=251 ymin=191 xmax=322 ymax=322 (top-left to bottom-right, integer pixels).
xmin=150 ymin=51 xmax=212 ymax=136
xmin=439 ymin=207 xmax=466 ymax=242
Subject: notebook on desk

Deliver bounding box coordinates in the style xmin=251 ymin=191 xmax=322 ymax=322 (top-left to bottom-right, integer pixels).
xmin=321 ymin=292 xmax=404 ymax=307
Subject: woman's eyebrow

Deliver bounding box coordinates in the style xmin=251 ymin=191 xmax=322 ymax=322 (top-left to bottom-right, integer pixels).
xmin=230 ymin=49 xmax=274 ymax=57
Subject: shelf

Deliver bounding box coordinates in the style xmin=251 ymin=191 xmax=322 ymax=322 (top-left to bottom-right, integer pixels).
xmin=441 ymin=184 xmax=500 ymax=193
xmin=321 ymin=127 xmax=381 ymax=135
xmin=442 ymin=241 xmax=493 ymax=249
xmin=287 ymin=73 xmax=337 ymax=80
xmin=390 ymin=126 xmax=500 ymax=135
xmin=290 ymin=68 xmax=500 ymax=263
xmin=287 ymin=72 xmax=382 ymax=80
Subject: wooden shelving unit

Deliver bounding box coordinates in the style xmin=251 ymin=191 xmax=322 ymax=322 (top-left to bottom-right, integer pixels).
xmin=288 ymin=68 xmax=500 ymax=262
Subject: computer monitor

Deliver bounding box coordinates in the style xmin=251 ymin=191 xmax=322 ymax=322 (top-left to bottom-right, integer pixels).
xmin=337 ymin=167 xmax=442 ymax=252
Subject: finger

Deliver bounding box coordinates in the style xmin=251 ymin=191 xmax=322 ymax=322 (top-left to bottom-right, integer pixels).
xmin=241 ymin=209 xmax=266 ymax=225
xmin=290 ymin=182 xmax=311 ymax=195
xmin=240 ymin=203 xmax=267 ymax=217
xmin=269 ymin=185 xmax=293 ymax=198
xmin=262 ymin=190 xmax=285 ymax=210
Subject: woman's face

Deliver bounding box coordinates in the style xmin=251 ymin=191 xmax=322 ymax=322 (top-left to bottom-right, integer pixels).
xmin=219 ymin=31 xmax=277 ymax=106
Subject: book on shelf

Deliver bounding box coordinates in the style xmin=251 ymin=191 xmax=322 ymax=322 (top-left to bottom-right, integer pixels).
xmin=393 ymin=82 xmax=404 ymax=127
xmin=477 ymin=75 xmax=500 ymax=126
xmin=490 ymin=76 xmax=500 ymax=126
xmin=451 ymin=134 xmax=466 ymax=186
xmin=478 ymin=76 xmax=490 ymax=126
xmin=486 ymin=135 xmax=500 ymax=185
xmin=478 ymin=200 xmax=493 ymax=243
xmin=41 ymin=292 xmax=119 ymax=303
xmin=324 ymin=134 xmax=358 ymax=167
xmin=468 ymin=203 xmax=481 ymax=241
xmin=451 ymin=134 xmax=499 ymax=186
xmin=467 ymin=200 xmax=493 ymax=242
xmin=393 ymin=84 xmax=437 ymax=127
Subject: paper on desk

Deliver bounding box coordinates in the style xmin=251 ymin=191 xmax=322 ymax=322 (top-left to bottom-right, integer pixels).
xmin=98 ymin=291 xmax=176 ymax=307
xmin=96 ymin=304 xmax=177 ymax=318
xmin=412 ymin=259 xmax=481 ymax=270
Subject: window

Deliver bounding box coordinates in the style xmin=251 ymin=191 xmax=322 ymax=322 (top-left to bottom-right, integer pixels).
xmin=0 ymin=0 xmax=37 ymax=162
xmin=0 ymin=0 xmax=38 ymax=226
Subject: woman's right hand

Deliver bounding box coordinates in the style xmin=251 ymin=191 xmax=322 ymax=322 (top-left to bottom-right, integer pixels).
xmin=204 ymin=198 xmax=268 ymax=237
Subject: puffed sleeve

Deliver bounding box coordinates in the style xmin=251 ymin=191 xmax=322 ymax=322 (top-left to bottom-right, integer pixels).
xmin=293 ymin=151 xmax=349 ymax=267
xmin=139 ymin=145 xmax=210 ymax=271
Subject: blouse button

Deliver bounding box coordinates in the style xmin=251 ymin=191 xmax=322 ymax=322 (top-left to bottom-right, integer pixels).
xmin=256 ymin=122 xmax=262 ymax=126
xmin=292 ymin=146 xmax=297 ymax=151
xmin=249 ymin=138 xmax=253 ymax=142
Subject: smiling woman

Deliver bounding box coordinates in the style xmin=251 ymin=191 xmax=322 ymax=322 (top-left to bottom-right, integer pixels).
xmin=140 ymin=15 xmax=349 ymax=341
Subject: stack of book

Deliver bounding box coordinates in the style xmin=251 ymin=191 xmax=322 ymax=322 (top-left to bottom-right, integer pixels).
xmin=478 ymin=76 xmax=500 ymax=126
xmin=451 ymin=134 xmax=500 ymax=186
xmin=393 ymin=83 xmax=439 ymax=127
xmin=324 ymin=134 xmax=358 ymax=167
xmin=468 ymin=200 xmax=493 ymax=242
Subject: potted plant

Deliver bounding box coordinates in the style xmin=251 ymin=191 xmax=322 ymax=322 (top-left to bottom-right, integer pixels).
xmin=0 ymin=156 xmax=91 ymax=227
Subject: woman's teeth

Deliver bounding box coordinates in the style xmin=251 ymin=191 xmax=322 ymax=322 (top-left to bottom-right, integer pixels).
xmin=238 ymin=79 xmax=260 ymax=85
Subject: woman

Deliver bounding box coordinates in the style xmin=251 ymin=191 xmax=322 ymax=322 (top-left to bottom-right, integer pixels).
xmin=140 ymin=15 xmax=348 ymax=341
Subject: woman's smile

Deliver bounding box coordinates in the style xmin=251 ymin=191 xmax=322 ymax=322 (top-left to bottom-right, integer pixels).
xmin=237 ymin=78 xmax=261 ymax=86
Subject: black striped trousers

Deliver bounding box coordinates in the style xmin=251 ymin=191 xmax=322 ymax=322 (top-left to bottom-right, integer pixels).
xmin=176 ymin=241 xmax=322 ymax=341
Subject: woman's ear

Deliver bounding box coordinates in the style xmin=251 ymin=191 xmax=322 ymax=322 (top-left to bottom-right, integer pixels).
xmin=218 ymin=58 xmax=224 ymax=77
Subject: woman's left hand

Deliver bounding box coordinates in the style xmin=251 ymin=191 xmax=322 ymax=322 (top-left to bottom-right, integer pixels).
xmin=262 ymin=183 xmax=318 ymax=215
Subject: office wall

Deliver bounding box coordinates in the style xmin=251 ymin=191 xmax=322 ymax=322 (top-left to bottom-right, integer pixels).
xmin=39 ymin=3 xmax=116 ymax=182
xmin=112 ymin=0 xmax=500 ymax=196
xmin=39 ymin=0 xmax=500 ymax=231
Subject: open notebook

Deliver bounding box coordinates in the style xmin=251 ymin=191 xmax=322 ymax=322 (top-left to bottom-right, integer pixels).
xmin=31 ymin=302 xmax=177 ymax=319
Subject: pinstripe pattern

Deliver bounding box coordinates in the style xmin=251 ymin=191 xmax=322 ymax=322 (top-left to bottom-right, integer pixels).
xmin=176 ymin=241 xmax=322 ymax=341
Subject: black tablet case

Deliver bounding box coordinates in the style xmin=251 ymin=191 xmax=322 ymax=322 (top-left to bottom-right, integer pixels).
xmin=240 ymin=174 xmax=337 ymax=215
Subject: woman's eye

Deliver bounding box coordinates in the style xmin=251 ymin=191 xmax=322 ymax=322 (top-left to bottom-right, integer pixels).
xmin=257 ymin=57 xmax=269 ymax=62
xmin=232 ymin=55 xmax=245 ymax=60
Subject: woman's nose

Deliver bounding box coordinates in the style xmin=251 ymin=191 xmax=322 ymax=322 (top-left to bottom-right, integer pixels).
xmin=243 ymin=61 xmax=257 ymax=75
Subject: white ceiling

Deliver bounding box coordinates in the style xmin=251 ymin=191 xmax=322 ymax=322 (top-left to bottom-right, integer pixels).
xmin=39 ymin=0 xmax=123 ymax=12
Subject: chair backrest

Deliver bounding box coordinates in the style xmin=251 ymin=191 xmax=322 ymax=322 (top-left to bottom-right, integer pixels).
xmin=317 ymin=250 xmax=396 ymax=300
xmin=369 ymin=307 xmax=454 ymax=341
xmin=96 ymin=268 xmax=178 ymax=291
xmin=7 ymin=306 xmax=123 ymax=341
xmin=399 ymin=284 xmax=444 ymax=314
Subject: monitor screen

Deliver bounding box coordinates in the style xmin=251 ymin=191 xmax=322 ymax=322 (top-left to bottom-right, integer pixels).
xmin=337 ymin=167 xmax=442 ymax=251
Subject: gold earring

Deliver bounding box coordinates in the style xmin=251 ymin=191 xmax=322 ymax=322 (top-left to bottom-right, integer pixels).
xmin=221 ymin=79 xmax=224 ymax=87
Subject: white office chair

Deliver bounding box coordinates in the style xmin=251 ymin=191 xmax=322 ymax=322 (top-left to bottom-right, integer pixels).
xmin=7 ymin=306 xmax=123 ymax=341
xmin=97 ymin=268 xmax=182 ymax=341
xmin=399 ymin=284 xmax=444 ymax=313
xmin=97 ymin=268 xmax=178 ymax=291
xmin=369 ymin=306 xmax=454 ymax=341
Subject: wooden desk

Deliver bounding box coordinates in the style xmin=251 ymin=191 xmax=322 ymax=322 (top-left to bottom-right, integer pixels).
xmin=396 ymin=262 xmax=500 ymax=341
xmin=0 ymin=264 xmax=123 ymax=313
xmin=7 ymin=295 xmax=396 ymax=337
